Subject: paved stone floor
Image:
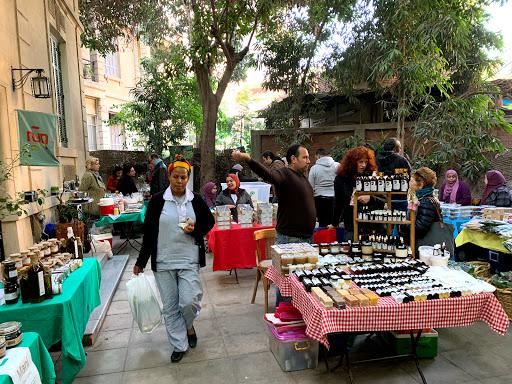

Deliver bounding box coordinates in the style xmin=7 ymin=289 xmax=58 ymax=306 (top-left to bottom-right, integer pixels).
xmin=54 ymin=236 xmax=512 ymax=383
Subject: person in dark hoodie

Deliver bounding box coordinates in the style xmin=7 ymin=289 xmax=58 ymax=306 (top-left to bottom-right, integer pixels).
xmin=375 ymin=138 xmax=411 ymax=175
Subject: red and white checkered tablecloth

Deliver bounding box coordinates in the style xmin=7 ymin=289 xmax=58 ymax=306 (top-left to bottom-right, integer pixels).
xmin=265 ymin=266 xmax=292 ymax=296
xmin=265 ymin=266 xmax=510 ymax=348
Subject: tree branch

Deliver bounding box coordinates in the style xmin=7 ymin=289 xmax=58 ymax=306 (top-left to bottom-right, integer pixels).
xmin=210 ymin=0 xmax=232 ymax=62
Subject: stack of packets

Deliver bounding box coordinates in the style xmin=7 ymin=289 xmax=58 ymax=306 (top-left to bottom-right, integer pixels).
xmin=271 ymin=243 xmax=319 ymax=276
xmin=310 ymin=286 xmax=378 ymax=309
xmin=256 ymin=203 xmax=274 ymax=226
xmin=214 ymin=205 xmax=231 ymax=230
xmin=273 ymin=203 xmax=278 ymax=222
xmin=237 ymin=204 xmax=254 ymax=228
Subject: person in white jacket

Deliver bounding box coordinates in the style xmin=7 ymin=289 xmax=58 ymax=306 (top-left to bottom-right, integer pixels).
xmin=308 ymin=149 xmax=339 ymax=227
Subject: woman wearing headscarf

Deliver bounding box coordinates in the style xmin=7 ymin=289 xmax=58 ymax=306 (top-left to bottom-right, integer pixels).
xmin=106 ymin=166 xmax=123 ymax=193
xmin=116 ymin=165 xmax=138 ymax=196
xmin=134 ymin=155 xmax=215 ymax=363
xmin=481 ymin=170 xmax=511 ymax=207
xmin=202 ymin=182 xmax=217 ymax=208
xmin=79 ymin=156 xmax=106 ymax=217
xmin=439 ymin=170 xmax=472 ymax=205
xmin=215 ymin=173 xmax=253 ymax=222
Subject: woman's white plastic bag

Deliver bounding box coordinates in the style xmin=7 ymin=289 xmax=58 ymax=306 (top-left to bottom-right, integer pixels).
xmin=126 ymin=274 xmax=162 ymax=333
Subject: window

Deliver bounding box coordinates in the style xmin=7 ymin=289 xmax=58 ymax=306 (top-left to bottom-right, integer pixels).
xmin=87 ymin=115 xmax=97 ymax=150
xmin=109 ymin=114 xmax=125 ymax=150
xmin=105 ymin=51 xmax=119 ymax=77
xmin=50 ymin=36 xmax=67 ymax=147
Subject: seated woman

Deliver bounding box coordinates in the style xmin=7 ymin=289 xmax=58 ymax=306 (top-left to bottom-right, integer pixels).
xmin=215 ymin=174 xmax=253 ymax=222
xmin=439 ymin=170 xmax=472 ymax=205
xmin=106 ymin=166 xmax=122 ymax=193
xmin=328 ymin=146 xmax=383 ymax=241
xmin=116 ymin=165 xmax=138 ymax=196
xmin=481 ymin=170 xmax=511 ymax=207
xmin=401 ymin=167 xmax=439 ymax=240
xmin=202 ymin=182 xmax=217 ymax=208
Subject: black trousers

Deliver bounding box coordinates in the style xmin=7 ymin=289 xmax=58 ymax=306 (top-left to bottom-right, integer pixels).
xmin=314 ymin=196 xmax=335 ymax=228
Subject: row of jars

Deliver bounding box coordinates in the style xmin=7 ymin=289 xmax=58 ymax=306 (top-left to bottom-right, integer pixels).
xmin=7 ymin=238 xmax=66 ymax=271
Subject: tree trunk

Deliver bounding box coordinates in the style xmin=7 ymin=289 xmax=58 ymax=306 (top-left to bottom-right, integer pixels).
xmin=199 ymin=95 xmax=219 ymax=188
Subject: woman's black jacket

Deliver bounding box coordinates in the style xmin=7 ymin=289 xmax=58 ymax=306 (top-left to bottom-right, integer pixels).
xmin=135 ymin=191 xmax=215 ymax=271
xmin=401 ymin=195 xmax=439 ymax=239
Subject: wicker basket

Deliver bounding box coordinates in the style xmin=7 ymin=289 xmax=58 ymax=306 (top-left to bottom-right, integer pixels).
xmin=468 ymin=261 xmax=491 ymax=279
xmin=494 ymin=286 xmax=512 ymax=321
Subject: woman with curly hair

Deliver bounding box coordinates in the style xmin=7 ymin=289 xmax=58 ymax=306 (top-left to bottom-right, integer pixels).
xmin=328 ymin=146 xmax=381 ymax=241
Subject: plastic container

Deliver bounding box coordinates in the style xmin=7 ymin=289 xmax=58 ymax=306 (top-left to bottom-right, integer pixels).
xmin=267 ymin=322 xmax=318 ymax=371
xmin=384 ymin=329 xmax=438 ymax=358
xmin=99 ymin=198 xmax=114 ymax=216
xmin=418 ymin=246 xmax=434 ymax=266
xmin=430 ymin=253 xmax=450 ymax=266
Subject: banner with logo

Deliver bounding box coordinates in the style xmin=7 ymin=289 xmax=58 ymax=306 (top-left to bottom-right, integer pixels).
xmin=17 ymin=109 xmax=60 ymax=166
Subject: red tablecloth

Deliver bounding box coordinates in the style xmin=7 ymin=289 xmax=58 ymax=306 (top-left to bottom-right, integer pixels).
xmin=206 ymin=223 xmax=274 ymax=271
xmin=265 ymin=266 xmax=510 ymax=348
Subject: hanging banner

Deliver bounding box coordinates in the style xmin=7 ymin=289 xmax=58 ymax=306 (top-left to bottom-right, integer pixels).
xmin=17 ymin=109 xmax=60 ymax=167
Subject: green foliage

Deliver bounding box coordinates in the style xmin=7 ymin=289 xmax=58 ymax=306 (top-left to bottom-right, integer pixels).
xmin=107 ymin=52 xmax=202 ymax=155
xmin=0 ymin=145 xmax=46 ymax=220
xmin=328 ymin=132 xmax=389 ymax=162
xmin=411 ymin=95 xmax=512 ymax=180
xmin=78 ymin=0 xmax=169 ymax=55
xmin=56 ymin=203 xmax=79 ymax=224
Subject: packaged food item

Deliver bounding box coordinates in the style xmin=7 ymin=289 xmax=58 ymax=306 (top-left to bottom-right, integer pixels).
xmin=365 ymin=293 xmax=379 ymax=306
xmin=0 ymin=322 xmax=22 ymax=348
xmin=355 ymin=294 xmax=370 ymax=307
xmin=0 ymin=336 xmax=5 ymax=358
xmin=2 ymin=260 xmax=18 ymax=281
xmin=344 ymin=295 xmax=359 ymax=308
xmin=4 ymin=281 xmax=19 ymax=305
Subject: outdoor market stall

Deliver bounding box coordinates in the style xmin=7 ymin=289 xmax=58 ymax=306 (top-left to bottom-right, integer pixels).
xmin=0 ymin=258 xmax=101 ymax=384
xmin=0 ymin=332 xmax=56 ymax=384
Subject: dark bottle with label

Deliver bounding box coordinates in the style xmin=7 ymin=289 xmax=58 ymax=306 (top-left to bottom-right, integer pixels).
xmin=400 ymin=172 xmax=409 ymax=192
xmin=370 ymin=172 xmax=377 ymax=192
xmin=392 ymin=173 xmax=401 ymax=192
xmin=19 ymin=268 xmax=30 ymax=304
xmin=377 ymin=173 xmax=385 ymax=192
xmin=43 ymin=266 xmax=54 ymax=300
xmin=4 ymin=281 xmax=19 ymax=305
xmin=385 ymin=174 xmax=393 ymax=192
xmin=355 ymin=173 xmax=363 ymax=192
xmin=363 ymin=173 xmax=371 ymax=192
xmin=28 ymin=253 xmax=46 ymax=303
xmin=76 ymin=238 xmax=84 ymax=260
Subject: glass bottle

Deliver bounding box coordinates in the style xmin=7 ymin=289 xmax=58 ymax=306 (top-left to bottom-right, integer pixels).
xmin=28 ymin=253 xmax=46 ymax=303
xmin=370 ymin=171 xmax=377 ymax=192
xmin=76 ymin=238 xmax=84 ymax=260
xmin=400 ymin=172 xmax=409 ymax=192
xmin=385 ymin=174 xmax=393 ymax=192
xmin=363 ymin=173 xmax=370 ymax=192
xmin=66 ymin=227 xmax=78 ymax=259
xmin=4 ymin=281 xmax=19 ymax=305
xmin=392 ymin=173 xmax=401 ymax=192
xmin=19 ymin=268 xmax=30 ymax=304
xmin=377 ymin=172 xmax=385 ymax=192
xmin=43 ymin=266 xmax=54 ymax=300
xmin=355 ymin=173 xmax=363 ymax=192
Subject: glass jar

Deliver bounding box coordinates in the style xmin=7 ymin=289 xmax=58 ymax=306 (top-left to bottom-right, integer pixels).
xmin=4 ymin=281 xmax=19 ymax=305
xmin=2 ymin=260 xmax=18 ymax=281
xmin=0 ymin=322 xmax=22 ymax=348
xmin=42 ymin=242 xmax=51 ymax=257
xmin=329 ymin=242 xmax=340 ymax=254
xmin=20 ymin=250 xmax=31 ymax=267
xmin=49 ymin=240 xmax=59 ymax=255
xmin=361 ymin=241 xmax=373 ymax=256
xmin=36 ymin=244 xmax=45 ymax=259
xmin=0 ymin=336 xmax=5 ymax=358
xmin=340 ymin=242 xmax=351 ymax=255
xmin=319 ymin=243 xmax=330 ymax=255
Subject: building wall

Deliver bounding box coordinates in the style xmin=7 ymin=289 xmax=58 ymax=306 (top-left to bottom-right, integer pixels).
xmin=0 ymin=0 xmax=87 ymax=256
xmin=81 ymin=38 xmax=150 ymax=151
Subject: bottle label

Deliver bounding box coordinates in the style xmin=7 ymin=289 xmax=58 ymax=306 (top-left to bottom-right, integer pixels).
xmin=363 ymin=181 xmax=370 ymax=191
xmin=386 ymin=181 xmax=392 ymax=191
xmin=370 ymin=181 xmax=377 ymax=191
xmin=8 ymin=270 xmax=17 ymax=278
xmin=38 ymin=271 xmax=45 ymax=296
xmin=356 ymin=181 xmax=362 ymax=191
xmin=377 ymin=180 xmax=384 ymax=192
xmin=393 ymin=180 xmax=400 ymax=190
xmin=401 ymin=180 xmax=408 ymax=192
xmin=5 ymin=292 xmax=18 ymax=300
xmin=74 ymin=240 xmax=78 ymax=259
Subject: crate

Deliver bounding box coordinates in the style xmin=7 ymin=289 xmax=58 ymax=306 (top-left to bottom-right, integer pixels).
xmin=267 ymin=323 xmax=319 ymax=371
xmin=487 ymin=250 xmax=511 ymax=274
xmin=384 ymin=329 xmax=438 ymax=358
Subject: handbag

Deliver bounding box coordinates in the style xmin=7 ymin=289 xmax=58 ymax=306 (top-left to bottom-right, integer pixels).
xmin=415 ymin=197 xmax=455 ymax=256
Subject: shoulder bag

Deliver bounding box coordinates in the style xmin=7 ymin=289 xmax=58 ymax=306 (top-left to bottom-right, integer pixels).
xmin=415 ymin=197 xmax=455 ymax=257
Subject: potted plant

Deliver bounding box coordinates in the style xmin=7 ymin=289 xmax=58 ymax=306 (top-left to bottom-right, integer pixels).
xmin=54 ymin=201 xmax=84 ymax=242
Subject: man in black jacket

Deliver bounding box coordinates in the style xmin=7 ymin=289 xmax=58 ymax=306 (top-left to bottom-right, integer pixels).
xmin=149 ymin=153 xmax=170 ymax=195
xmin=375 ymin=138 xmax=411 ymax=175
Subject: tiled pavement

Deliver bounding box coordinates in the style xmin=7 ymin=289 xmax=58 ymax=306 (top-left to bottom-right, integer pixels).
xmin=53 ymin=236 xmax=512 ymax=383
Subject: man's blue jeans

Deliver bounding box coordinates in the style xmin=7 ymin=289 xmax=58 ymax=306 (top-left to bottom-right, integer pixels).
xmin=274 ymin=231 xmax=314 ymax=307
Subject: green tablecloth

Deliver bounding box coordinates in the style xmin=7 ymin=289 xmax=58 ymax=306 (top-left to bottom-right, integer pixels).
xmin=0 ymin=258 xmax=101 ymax=384
xmin=455 ymin=228 xmax=511 ymax=254
xmin=0 ymin=332 xmax=56 ymax=384
xmin=94 ymin=203 xmax=147 ymax=226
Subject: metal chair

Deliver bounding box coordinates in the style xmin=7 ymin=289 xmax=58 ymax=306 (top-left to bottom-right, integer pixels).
xmin=251 ymin=228 xmax=276 ymax=313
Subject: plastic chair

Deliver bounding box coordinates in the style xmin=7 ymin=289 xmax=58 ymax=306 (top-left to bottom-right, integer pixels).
xmin=251 ymin=228 xmax=276 ymax=313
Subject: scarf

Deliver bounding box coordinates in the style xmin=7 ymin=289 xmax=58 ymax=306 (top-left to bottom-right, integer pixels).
xmin=481 ymin=170 xmax=506 ymax=205
xmin=227 ymin=173 xmax=240 ymax=196
xmin=416 ymin=187 xmax=434 ymax=200
xmin=93 ymin=171 xmax=103 ymax=183
xmin=442 ymin=170 xmax=459 ymax=204
xmin=203 ymin=182 xmax=217 ymax=208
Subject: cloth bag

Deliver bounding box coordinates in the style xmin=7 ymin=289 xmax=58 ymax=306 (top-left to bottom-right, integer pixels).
xmin=415 ymin=197 xmax=455 ymax=256
xmin=126 ymin=274 xmax=162 ymax=333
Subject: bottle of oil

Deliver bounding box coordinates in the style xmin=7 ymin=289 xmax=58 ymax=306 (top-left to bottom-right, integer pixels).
xmin=66 ymin=227 xmax=78 ymax=259
xmin=76 ymin=238 xmax=84 ymax=260
xmin=28 ymin=253 xmax=46 ymax=303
